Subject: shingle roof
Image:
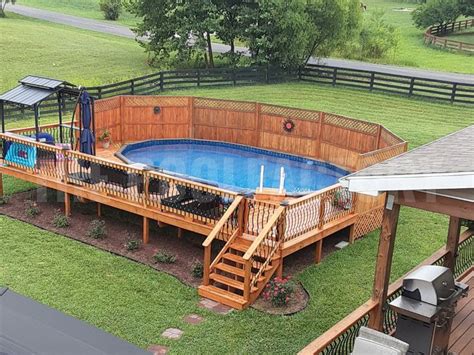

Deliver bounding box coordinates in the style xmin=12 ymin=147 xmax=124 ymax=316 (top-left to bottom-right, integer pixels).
xmin=352 ymin=125 xmax=474 ymax=177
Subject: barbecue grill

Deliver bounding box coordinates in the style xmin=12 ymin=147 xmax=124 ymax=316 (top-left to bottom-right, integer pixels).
xmin=389 ymin=265 xmax=469 ymax=354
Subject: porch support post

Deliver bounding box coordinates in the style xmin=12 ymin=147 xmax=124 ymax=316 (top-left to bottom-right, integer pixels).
xmin=368 ymin=193 xmax=400 ymax=331
xmin=34 ymin=104 xmax=40 ymax=141
xmin=64 ymin=192 xmax=71 ymax=216
xmin=143 ymin=216 xmax=149 ymax=244
xmin=0 ymin=101 xmax=5 ymax=133
xmin=444 ymin=216 xmax=461 ymax=272
xmin=57 ymin=93 xmax=64 ymax=143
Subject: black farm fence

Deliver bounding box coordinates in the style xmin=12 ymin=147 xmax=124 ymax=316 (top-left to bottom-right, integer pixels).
xmin=3 ymin=63 xmax=473 ymax=123
xmin=299 ymin=64 xmax=474 ymax=105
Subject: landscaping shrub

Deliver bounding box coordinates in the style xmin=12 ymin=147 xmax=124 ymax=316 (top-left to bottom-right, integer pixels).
xmin=153 ymin=251 xmax=176 ymax=264
xmin=24 ymin=200 xmax=40 ymax=218
xmin=124 ymin=235 xmax=140 ymax=251
xmin=87 ymin=219 xmax=107 ymax=239
xmin=99 ymin=0 xmax=122 ymax=21
xmin=191 ymin=260 xmax=204 ymax=278
xmin=0 ymin=194 xmax=11 ymax=205
xmin=263 ymin=276 xmax=295 ymax=307
xmin=52 ymin=210 xmax=70 ymax=228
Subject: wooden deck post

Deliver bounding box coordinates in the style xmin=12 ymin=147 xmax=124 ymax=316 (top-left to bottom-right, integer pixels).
xmin=0 ymin=173 xmax=3 ymax=198
xmin=315 ymin=240 xmax=323 ymax=264
xmin=203 ymin=245 xmax=211 ymax=286
xmin=64 ymin=192 xmax=71 ymax=216
xmin=177 ymin=227 xmax=183 ymax=239
xmin=444 ymin=216 xmax=461 ymax=271
xmin=143 ymin=216 xmax=149 ymax=244
xmin=368 ymin=193 xmax=400 ymax=331
xmin=97 ymin=203 xmax=102 ymax=218
xmin=276 ymin=255 xmax=284 ymax=278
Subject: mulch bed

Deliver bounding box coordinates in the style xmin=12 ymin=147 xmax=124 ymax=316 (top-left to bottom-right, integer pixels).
xmin=1 ymin=188 xmax=351 ymax=313
xmin=252 ymin=281 xmax=309 ymax=315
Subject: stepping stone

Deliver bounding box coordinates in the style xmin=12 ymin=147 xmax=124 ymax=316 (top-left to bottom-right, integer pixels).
xmin=147 ymin=345 xmax=169 ymax=355
xmin=198 ymin=298 xmax=219 ymax=310
xmin=183 ymin=314 xmax=203 ymax=325
xmin=212 ymin=303 xmax=233 ymax=315
xmin=335 ymin=241 xmax=349 ymax=250
xmin=198 ymin=298 xmax=233 ymax=315
xmin=161 ymin=328 xmax=183 ymax=340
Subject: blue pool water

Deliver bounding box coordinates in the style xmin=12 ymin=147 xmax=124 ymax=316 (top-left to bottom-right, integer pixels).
xmin=119 ymin=139 xmax=348 ymax=194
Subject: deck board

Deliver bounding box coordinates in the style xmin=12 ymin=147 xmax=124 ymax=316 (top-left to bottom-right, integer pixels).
xmin=95 ymin=143 xmax=122 ymax=163
xmin=449 ymin=269 xmax=474 ymax=355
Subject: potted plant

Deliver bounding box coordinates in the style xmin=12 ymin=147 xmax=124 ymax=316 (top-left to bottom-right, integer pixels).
xmin=98 ymin=129 xmax=111 ymax=149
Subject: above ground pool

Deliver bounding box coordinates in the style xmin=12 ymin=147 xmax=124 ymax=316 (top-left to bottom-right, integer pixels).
xmin=117 ymin=139 xmax=348 ymax=194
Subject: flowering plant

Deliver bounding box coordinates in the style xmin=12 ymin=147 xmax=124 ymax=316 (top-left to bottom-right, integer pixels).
xmin=262 ymin=276 xmax=295 ymax=307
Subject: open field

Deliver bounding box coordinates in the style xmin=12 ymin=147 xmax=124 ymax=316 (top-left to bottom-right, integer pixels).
xmin=446 ymin=30 xmax=474 ymax=45
xmin=17 ymin=0 xmax=138 ymax=26
xmin=359 ymin=0 xmax=473 ymax=73
xmin=1 ymin=82 xmax=472 ymax=353
xmin=0 ymin=13 xmax=153 ymax=91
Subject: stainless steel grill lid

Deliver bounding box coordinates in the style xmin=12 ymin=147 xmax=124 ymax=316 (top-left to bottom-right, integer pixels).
xmin=401 ymin=265 xmax=455 ymax=305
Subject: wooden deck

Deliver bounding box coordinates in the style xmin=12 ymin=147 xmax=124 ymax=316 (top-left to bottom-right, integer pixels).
xmin=449 ymin=268 xmax=473 ymax=355
xmin=96 ymin=143 xmax=122 ymax=163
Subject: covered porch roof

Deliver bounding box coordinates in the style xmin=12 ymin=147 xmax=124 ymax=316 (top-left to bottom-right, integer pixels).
xmin=340 ymin=125 xmax=474 ymax=197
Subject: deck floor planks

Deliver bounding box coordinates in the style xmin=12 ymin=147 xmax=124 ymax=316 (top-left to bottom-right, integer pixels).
xmin=449 ymin=270 xmax=473 ymax=355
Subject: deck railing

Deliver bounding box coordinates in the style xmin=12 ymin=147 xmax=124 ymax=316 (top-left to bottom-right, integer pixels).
xmin=243 ymin=206 xmax=286 ymax=295
xmin=284 ymin=185 xmax=356 ymax=242
xmin=202 ymin=195 xmax=245 ymax=285
xmin=299 ymin=229 xmax=474 ymax=355
xmin=244 ymin=199 xmax=279 ymax=236
xmin=357 ymin=142 xmax=408 ymax=170
xmin=0 ymin=133 xmax=238 ymax=226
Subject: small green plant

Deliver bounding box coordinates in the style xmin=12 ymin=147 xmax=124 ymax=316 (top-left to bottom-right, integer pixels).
xmin=153 ymin=251 xmax=176 ymax=264
xmin=124 ymin=235 xmax=140 ymax=251
xmin=191 ymin=260 xmax=204 ymax=278
xmin=52 ymin=209 xmax=70 ymax=228
xmin=332 ymin=190 xmax=351 ymax=210
xmin=99 ymin=0 xmax=122 ymax=21
xmin=0 ymin=194 xmax=11 ymax=205
xmin=263 ymin=276 xmax=295 ymax=307
xmin=24 ymin=200 xmax=40 ymax=218
xmin=87 ymin=219 xmax=107 ymax=239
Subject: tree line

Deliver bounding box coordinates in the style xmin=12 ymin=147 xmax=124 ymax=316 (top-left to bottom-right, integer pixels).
xmin=125 ymin=0 xmax=399 ymax=69
xmin=412 ymin=0 xmax=474 ymax=29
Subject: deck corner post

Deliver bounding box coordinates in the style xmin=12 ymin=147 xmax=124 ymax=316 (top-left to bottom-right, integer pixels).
xmin=315 ymin=240 xmax=323 ymax=264
xmin=64 ymin=192 xmax=71 ymax=217
xmin=444 ymin=216 xmax=461 ymax=272
xmin=0 ymin=172 xmax=3 ymax=198
xmin=143 ymin=216 xmax=149 ymax=244
xmin=368 ymin=193 xmax=400 ymax=331
xmin=97 ymin=202 xmax=102 ymax=218
xmin=243 ymin=260 xmax=252 ymax=301
xmin=203 ymin=244 xmax=211 ymax=286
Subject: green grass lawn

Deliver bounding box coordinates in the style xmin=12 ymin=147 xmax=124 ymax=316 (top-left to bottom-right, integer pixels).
xmin=0 ymin=13 xmax=154 ymax=92
xmin=1 ymin=83 xmax=472 ymax=353
xmin=16 ymin=0 xmax=138 ymax=26
xmin=446 ymin=30 xmax=474 ymax=45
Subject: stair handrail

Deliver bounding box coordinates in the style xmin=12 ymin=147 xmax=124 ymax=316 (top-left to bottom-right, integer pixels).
xmin=202 ymin=195 xmax=245 ymax=285
xmin=202 ymin=195 xmax=244 ymax=247
xmin=243 ymin=206 xmax=286 ymax=295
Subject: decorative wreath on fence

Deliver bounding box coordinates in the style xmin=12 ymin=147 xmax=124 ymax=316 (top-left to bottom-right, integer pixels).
xmin=283 ymin=119 xmax=295 ymax=133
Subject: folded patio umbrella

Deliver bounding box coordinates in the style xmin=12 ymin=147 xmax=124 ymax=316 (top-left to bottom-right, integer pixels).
xmin=78 ymin=91 xmax=95 ymax=168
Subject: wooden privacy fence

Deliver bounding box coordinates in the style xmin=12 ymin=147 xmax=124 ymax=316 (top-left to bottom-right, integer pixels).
xmin=424 ymin=19 xmax=474 ymax=53
xmin=300 ymin=64 xmax=474 ymax=104
xmin=300 ymin=230 xmax=473 ymax=355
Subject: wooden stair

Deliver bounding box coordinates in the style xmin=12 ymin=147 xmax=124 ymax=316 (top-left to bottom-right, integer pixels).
xmin=198 ymin=236 xmax=280 ymax=310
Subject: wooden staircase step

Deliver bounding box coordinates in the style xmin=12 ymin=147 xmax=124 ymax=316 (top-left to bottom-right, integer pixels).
xmin=197 ymin=285 xmax=248 ymax=310
xmin=215 ymin=262 xmax=244 ymax=277
xmin=210 ymin=273 xmax=258 ymax=293
xmin=229 ymin=242 xmax=250 ymax=253
xmin=222 ymin=253 xmax=276 ymax=271
xmin=210 ymin=272 xmax=245 ymax=290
